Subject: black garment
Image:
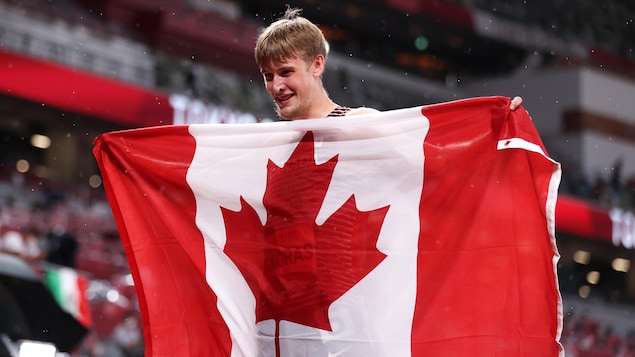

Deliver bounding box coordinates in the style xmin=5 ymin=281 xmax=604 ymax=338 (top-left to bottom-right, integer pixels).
xmin=46 ymin=231 xmax=78 ymax=268
xmin=327 ymin=106 xmax=351 ymax=117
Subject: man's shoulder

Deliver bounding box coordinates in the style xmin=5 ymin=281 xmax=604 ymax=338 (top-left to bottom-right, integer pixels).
xmin=346 ymin=107 xmax=380 ymax=116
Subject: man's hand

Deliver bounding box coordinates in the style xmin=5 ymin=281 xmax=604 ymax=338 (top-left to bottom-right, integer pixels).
xmin=510 ymin=96 xmax=523 ymax=110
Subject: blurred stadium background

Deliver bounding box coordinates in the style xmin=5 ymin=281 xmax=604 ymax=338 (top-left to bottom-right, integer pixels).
xmin=0 ymin=0 xmax=634 ymax=355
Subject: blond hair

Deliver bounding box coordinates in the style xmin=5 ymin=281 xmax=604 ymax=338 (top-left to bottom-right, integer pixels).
xmin=255 ymin=8 xmax=327 ymax=68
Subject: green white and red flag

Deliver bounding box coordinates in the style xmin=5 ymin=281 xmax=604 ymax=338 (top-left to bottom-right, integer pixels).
xmin=44 ymin=266 xmax=92 ymax=328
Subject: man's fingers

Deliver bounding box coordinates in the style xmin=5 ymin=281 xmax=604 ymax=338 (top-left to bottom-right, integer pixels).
xmin=510 ymin=96 xmax=523 ymax=110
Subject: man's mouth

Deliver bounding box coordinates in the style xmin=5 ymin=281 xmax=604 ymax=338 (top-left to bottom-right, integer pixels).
xmin=276 ymin=93 xmax=294 ymax=106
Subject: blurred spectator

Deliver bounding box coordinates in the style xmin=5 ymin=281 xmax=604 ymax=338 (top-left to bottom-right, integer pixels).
xmin=611 ymin=157 xmax=624 ymax=204
xmin=75 ymin=331 xmax=126 ymax=357
xmin=0 ymin=226 xmax=46 ymax=264
xmin=111 ymin=312 xmax=144 ymax=357
xmin=46 ymin=229 xmax=79 ymax=268
xmin=561 ymin=312 xmax=635 ymax=356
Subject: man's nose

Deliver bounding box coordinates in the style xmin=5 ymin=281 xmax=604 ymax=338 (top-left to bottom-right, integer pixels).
xmin=272 ymin=76 xmax=286 ymax=91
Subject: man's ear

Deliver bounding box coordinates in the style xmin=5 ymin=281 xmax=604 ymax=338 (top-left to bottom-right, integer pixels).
xmin=312 ymin=54 xmax=326 ymax=77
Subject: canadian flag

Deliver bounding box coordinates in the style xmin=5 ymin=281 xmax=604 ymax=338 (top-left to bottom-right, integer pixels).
xmin=94 ymin=96 xmax=563 ymax=356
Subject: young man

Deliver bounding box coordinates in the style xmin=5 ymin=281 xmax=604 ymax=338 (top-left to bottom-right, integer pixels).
xmin=254 ymin=8 xmax=522 ymax=120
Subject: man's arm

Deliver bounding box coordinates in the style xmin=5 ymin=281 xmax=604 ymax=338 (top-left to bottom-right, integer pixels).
xmin=348 ymin=97 xmax=522 ymax=116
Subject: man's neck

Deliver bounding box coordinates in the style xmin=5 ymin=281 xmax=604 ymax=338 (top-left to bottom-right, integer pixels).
xmin=302 ymin=93 xmax=338 ymax=120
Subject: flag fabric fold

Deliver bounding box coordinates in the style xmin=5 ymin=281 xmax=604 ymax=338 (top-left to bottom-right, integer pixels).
xmin=94 ymin=96 xmax=563 ymax=356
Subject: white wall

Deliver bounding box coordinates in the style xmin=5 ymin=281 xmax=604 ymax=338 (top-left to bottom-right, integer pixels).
xmin=461 ymin=66 xmax=635 ymax=182
xmin=580 ymin=70 xmax=635 ymax=126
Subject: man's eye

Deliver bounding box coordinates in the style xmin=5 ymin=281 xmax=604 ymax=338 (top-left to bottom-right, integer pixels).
xmin=263 ymin=73 xmax=273 ymax=81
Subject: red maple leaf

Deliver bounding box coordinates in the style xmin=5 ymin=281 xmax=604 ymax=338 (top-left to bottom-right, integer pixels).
xmin=222 ymin=131 xmax=389 ymax=333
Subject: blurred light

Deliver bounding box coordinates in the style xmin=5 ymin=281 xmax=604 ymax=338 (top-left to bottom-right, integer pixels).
xmin=121 ymin=273 xmax=135 ymax=286
xmin=17 ymin=340 xmax=57 ymax=357
xmin=16 ymin=159 xmax=30 ymax=173
xmin=586 ymin=271 xmax=600 ymax=285
xmin=612 ymin=258 xmax=630 ymax=273
xmin=573 ymin=250 xmax=590 ymax=265
xmin=414 ymin=36 xmax=429 ymax=51
xmin=30 ymin=134 xmax=51 ymax=149
xmin=106 ymin=288 xmax=120 ymax=303
xmin=88 ymin=174 xmax=102 ymax=188
xmin=578 ymin=285 xmax=591 ymax=298
xmin=86 ymin=280 xmax=112 ymax=301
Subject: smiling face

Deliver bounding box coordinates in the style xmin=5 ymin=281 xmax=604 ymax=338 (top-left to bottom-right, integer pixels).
xmin=260 ymin=54 xmax=327 ymax=120
xmin=255 ymin=10 xmax=334 ymax=120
